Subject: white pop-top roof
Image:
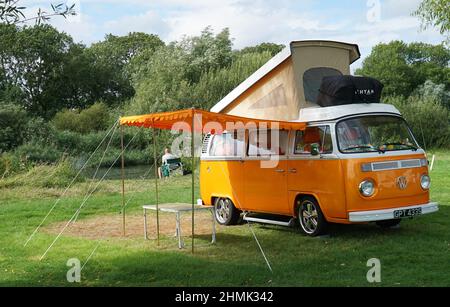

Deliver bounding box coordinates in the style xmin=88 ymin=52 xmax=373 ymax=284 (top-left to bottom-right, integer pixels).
xmin=210 ymin=40 xmax=361 ymax=114
xmin=296 ymin=103 xmax=401 ymax=123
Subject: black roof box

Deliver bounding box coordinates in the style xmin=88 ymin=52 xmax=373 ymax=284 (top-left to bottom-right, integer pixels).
xmin=316 ymin=75 xmax=383 ymax=107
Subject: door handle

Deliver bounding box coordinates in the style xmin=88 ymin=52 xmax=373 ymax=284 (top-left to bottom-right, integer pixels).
xmin=288 ymin=168 xmax=297 ymax=173
xmin=275 ymin=169 xmax=285 ymax=173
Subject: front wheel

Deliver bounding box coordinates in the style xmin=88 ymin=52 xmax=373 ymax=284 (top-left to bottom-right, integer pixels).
xmin=297 ymin=197 xmax=328 ymax=236
xmin=214 ymin=198 xmax=240 ymax=225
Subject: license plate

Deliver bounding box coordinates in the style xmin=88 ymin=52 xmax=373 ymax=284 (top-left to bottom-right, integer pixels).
xmin=393 ymin=207 xmax=422 ymax=218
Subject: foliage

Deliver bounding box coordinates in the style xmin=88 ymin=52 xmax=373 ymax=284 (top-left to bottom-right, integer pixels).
xmin=179 ymin=26 xmax=234 ymax=83
xmin=414 ymin=0 xmax=450 ymax=42
xmin=0 ymin=158 xmax=83 ymax=188
xmin=0 ymin=151 xmax=29 ymax=178
xmin=86 ymin=32 xmax=165 ymax=106
xmin=52 ymin=102 xmax=110 ymax=134
xmin=0 ymin=24 xmax=143 ymax=118
xmin=386 ymin=95 xmax=450 ymax=148
xmin=14 ymin=142 xmax=63 ymax=163
xmin=0 ymin=102 xmax=27 ymax=151
xmin=355 ymin=41 xmax=450 ymax=97
xmin=236 ymin=42 xmax=285 ymax=57
xmin=0 ymin=0 xmax=76 ymax=25
xmin=414 ymin=79 xmax=450 ymax=108
xmin=189 ymin=51 xmax=274 ymax=110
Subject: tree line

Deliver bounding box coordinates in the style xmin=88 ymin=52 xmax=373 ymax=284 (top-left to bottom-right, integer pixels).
xmin=0 ymin=0 xmax=449 ymax=178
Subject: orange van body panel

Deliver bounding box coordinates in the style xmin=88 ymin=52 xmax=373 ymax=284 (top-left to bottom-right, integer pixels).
xmin=342 ymin=154 xmax=429 ymax=214
xmin=200 ymin=151 xmax=430 ymax=224
xmin=200 ymin=160 xmax=244 ymax=209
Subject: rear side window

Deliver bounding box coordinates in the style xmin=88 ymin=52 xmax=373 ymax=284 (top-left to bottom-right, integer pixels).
xmin=209 ymin=132 xmax=244 ymax=157
xmin=294 ymin=126 xmax=333 ymax=154
xmin=248 ymin=130 xmax=288 ymax=156
xmin=303 ymin=67 xmax=342 ymax=103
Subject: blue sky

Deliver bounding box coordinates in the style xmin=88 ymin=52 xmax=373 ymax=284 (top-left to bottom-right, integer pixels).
xmin=23 ymin=0 xmax=445 ymax=69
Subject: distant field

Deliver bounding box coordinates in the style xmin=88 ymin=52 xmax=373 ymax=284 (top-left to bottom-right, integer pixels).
xmin=0 ymin=151 xmax=449 ymax=286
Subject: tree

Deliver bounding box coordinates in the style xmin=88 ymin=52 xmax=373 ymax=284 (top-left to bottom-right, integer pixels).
xmin=0 ymin=0 xmax=76 ymax=25
xmin=178 ymin=27 xmax=234 ymax=83
xmin=355 ymin=41 xmax=450 ymax=97
xmin=0 ymin=24 xmax=92 ymax=117
xmin=189 ymin=51 xmax=275 ymax=109
xmin=414 ymin=0 xmax=450 ymax=42
xmin=87 ymin=32 xmax=165 ymax=106
xmin=0 ymin=102 xmax=27 ymax=151
xmin=236 ymin=42 xmax=285 ymax=57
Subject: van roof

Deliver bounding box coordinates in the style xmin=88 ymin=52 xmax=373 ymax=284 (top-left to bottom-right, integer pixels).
xmin=296 ymin=103 xmax=401 ymax=123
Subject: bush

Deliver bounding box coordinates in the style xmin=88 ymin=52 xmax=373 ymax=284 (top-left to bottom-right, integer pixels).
xmin=0 ymin=103 xmax=28 ymax=152
xmin=15 ymin=143 xmax=64 ymax=163
xmin=0 ymin=158 xmax=84 ymax=188
xmin=52 ymin=102 xmax=110 ymax=134
xmin=386 ymin=96 xmax=450 ymax=148
xmin=0 ymin=152 xmax=29 ymax=178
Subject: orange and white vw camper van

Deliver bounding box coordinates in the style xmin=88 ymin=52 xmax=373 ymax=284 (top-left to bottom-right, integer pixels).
xmin=199 ymin=41 xmax=439 ymax=236
xmin=200 ymin=102 xmax=439 ymax=236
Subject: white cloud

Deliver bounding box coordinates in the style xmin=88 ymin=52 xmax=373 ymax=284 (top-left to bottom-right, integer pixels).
xmin=18 ymin=0 xmax=444 ymax=67
xmin=102 ymin=10 xmax=170 ymax=39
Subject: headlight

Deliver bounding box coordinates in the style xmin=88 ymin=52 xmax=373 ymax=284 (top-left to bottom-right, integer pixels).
xmin=359 ymin=180 xmax=375 ymax=197
xmin=420 ymin=174 xmax=430 ymax=190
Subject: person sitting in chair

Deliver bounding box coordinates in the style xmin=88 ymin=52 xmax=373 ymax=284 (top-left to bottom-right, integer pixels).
xmin=158 ymin=148 xmax=177 ymax=179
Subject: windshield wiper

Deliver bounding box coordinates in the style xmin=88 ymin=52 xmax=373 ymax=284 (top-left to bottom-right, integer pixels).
xmin=342 ymin=145 xmax=383 ymax=153
xmin=381 ymin=142 xmax=418 ymax=152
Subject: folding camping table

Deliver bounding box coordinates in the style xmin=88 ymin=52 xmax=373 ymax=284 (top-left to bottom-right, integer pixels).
xmin=143 ymin=203 xmax=216 ymax=249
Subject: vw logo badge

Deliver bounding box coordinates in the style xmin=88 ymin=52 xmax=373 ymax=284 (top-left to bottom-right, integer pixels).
xmin=396 ymin=176 xmax=408 ymax=190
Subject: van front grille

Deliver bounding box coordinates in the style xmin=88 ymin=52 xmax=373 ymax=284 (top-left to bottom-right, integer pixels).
xmin=363 ymin=159 xmax=424 ymax=172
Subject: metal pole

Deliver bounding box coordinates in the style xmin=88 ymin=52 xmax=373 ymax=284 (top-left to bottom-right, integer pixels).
xmin=153 ymin=126 xmax=160 ymax=246
xmin=120 ymin=125 xmax=126 ymax=237
xmin=191 ymin=109 xmax=195 ymax=254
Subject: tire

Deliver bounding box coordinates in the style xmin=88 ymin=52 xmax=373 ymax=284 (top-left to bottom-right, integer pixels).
xmin=376 ymin=219 xmax=401 ymax=228
xmin=297 ymin=196 xmax=328 ymax=236
xmin=214 ymin=198 xmax=240 ymax=225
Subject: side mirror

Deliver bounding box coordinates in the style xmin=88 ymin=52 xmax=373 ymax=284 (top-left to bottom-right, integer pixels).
xmin=310 ymin=143 xmax=320 ymax=156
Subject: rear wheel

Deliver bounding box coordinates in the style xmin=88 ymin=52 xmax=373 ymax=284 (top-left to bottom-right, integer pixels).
xmin=214 ymin=198 xmax=240 ymax=225
xmin=376 ymin=219 xmax=401 ymax=228
xmin=297 ymin=196 xmax=328 ymax=236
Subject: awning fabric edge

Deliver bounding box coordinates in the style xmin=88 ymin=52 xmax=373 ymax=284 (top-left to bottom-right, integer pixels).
xmin=120 ymin=108 xmax=306 ymax=133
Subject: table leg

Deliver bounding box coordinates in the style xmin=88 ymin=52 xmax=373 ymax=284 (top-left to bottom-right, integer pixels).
xmin=211 ymin=208 xmax=216 ymax=244
xmin=176 ymin=212 xmax=184 ymax=249
xmin=143 ymin=208 xmax=148 ymax=240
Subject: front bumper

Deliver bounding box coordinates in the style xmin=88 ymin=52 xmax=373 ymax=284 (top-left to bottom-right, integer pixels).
xmin=348 ymin=202 xmax=439 ymax=222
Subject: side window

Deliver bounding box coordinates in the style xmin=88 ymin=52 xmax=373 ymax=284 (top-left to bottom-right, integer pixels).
xmin=303 ymin=67 xmax=342 ymax=103
xmin=209 ymin=132 xmax=244 ymax=157
xmin=248 ymin=130 xmax=288 ymax=156
xmin=294 ymin=126 xmax=333 ymax=154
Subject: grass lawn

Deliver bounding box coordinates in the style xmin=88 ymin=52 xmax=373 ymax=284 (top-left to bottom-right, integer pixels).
xmin=0 ymin=152 xmax=449 ymax=287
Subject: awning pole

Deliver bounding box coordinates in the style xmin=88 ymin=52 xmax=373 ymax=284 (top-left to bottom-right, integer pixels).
xmin=153 ymin=126 xmax=160 ymax=246
xmin=191 ymin=110 xmax=195 ymax=254
xmin=120 ymin=125 xmax=126 ymax=237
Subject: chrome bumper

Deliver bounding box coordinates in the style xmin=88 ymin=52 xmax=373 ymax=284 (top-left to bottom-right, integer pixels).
xmin=348 ymin=202 xmax=439 ymax=222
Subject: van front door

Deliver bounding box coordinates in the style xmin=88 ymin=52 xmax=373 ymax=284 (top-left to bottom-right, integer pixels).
xmin=243 ymin=130 xmax=289 ymax=215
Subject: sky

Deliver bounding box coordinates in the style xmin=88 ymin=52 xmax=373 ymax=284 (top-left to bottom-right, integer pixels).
xmin=22 ymin=0 xmax=446 ymax=70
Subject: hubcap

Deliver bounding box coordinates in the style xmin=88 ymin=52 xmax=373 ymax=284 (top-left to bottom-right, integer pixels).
xmin=215 ymin=199 xmax=231 ymax=224
xmin=299 ymin=201 xmax=319 ymax=234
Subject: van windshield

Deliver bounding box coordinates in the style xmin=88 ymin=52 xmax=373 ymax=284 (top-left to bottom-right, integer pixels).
xmin=336 ymin=116 xmax=418 ymax=153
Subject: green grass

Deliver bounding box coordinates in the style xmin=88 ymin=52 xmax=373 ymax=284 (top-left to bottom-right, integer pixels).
xmin=0 ymin=153 xmax=449 ymax=287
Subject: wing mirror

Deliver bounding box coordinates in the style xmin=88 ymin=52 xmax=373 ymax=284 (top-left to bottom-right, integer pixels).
xmin=310 ymin=143 xmax=320 ymax=156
